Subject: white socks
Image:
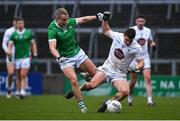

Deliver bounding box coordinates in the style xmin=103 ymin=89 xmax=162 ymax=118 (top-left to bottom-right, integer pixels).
xmin=128 ymin=95 xmax=133 ymax=103
xmin=147 ymin=96 xmax=153 ymax=103
xmin=20 ymin=89 xmax=26 ymax=96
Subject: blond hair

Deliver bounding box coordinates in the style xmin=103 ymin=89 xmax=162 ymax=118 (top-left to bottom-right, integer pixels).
xmin=55 ymin=8 xmax=69 ymax=19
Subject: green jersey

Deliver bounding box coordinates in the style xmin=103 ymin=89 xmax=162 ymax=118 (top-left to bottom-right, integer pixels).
xmin=48 ymin=18 xmax=80 ymax=57
xmin=9 ymin=29 xmax=34 ymax=59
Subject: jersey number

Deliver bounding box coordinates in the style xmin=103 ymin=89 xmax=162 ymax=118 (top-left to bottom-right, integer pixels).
xmin=114 ymin=48 xmax=124 ymax=59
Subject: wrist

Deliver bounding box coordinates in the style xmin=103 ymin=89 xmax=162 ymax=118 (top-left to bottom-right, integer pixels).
xmin=135 ymin=65 xmax=138 ymax=70
xmin=96 ymin=14 xmax=99 ymax=20
xmin=56 ymin=55 xmax=61 ymax=60
xmin=33 ymin=53 xmax=38 ymax=57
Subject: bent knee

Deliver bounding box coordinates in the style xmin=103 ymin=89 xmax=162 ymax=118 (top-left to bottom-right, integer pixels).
xmin=8 ymin=72 xmax=14 ymax=76
xmin=70 ymin=79 xmax=78 ymax=87
xmin=121 ymin=89 xmax=130 ymax=96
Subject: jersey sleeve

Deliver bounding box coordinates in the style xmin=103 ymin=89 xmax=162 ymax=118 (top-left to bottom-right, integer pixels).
xmin=135 ymin=47 xmax=143 ymax=60
xmin=30 ymin=30 xmax=35 ymax=41
xmin=48 ymin=29 xmax=57 ymax=41
xmin=148 ymin=29 xmax=153 ymax=40
xmin=9 ymin=33 xmax=14 ymax=42
xmin=68 ymin=18 xmax=77 ymax=26
xmin=2 ymin=30 xmax=9 ymax=53
xmin=104 ymin=30 xmax=121 ymax=40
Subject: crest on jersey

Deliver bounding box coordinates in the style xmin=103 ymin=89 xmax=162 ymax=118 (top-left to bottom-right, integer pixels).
xmin=137 ymin=38 xmax=146 ymax=45
xmin=114 ymin=48 xmax=124 ymax=59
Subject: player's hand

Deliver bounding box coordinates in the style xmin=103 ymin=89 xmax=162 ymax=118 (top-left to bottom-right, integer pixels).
xmin=96 ymin=13 xmax=104 ymax=21
xmin=7 ymin=54 xmax=12 ymax=62
xmin=128 ymin=65 xmax=140 ymax=72
xmin=103 ymin=11 xmax=111 ymax=21
xmin=56 ymin=56 xmax=68 ymax=65
xmin=7 ymin=52 xmax=12 ymax=62
xmin=152 ymin=45 xmax=156 ymax=51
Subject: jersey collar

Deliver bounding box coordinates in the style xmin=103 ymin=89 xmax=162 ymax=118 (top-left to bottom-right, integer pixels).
xmin=54 ymin=20 xmax=67 ymax=29
xmin=54 ymin=20 xmax=61 ymax=28
xmin=136 ymin=25 xmax=144 ymax=31
xmin=17 ymin=29 xmax=25 ymax=34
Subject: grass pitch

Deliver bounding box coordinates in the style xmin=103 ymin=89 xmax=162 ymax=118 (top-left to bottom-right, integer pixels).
xmin=0 ymin=95 xmax=179 ymax=120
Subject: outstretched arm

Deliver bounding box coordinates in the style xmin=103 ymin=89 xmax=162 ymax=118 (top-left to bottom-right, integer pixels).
xmin=102 ymin=20 xmax=112 ymax=38
xmin=102 ymin=20 xmax=111 ymax=33
xmin=76 ymin=15 xmax=97 ymax=25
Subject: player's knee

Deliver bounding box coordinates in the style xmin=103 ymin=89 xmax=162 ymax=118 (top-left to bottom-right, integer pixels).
xmin=145 ymin=76 xmax=151 ymax=83
xmin=121 ymin=89 xmax=130 ymax=96
xmin=8 ymin=72 xmax=14 ymax=77
xmin=9 ymin=70 xmax=14 ymax=75
xmin=71 ymin=79 xmax=78 ymax=87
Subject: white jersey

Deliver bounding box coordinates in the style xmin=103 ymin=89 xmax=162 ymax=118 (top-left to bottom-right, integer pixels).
xmin=2 ymin=27 xmax=15 ymax=54
xmin=103 ymin=30 xmax=143 ymax=74
xmin=131 ymin=26 xmax=153 ymax=55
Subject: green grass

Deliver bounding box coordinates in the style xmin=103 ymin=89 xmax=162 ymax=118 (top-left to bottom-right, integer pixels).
xmin=0 ymin=95 xmax=179 ymax=120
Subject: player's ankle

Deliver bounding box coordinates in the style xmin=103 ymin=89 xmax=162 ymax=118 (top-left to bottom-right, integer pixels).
xmin=78 ymin=100 xmax=87 ymax=113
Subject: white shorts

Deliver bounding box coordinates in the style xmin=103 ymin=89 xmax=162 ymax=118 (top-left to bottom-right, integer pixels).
xmin=6 ymin=54 xmax=15 ymax=63
xmin=15 ymin=57 xmax=30 ymax=69
xmin=59 ymin=49 xmax=88 ymax=70
xmin=98 ymin=64 xmax=127 ymax=83
xmin=130 ymin=54 xmax=151 ymax=69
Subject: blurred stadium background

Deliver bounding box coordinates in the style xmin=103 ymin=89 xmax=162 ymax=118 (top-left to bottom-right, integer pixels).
xmin=0 ymin=0 xmax=180 ymax=97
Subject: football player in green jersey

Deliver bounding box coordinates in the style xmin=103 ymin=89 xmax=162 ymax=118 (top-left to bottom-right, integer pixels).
xmin=7 ymin=17 xmax=37 ymax=99
xmin=48 ymin=8 xmax=100 ymax=113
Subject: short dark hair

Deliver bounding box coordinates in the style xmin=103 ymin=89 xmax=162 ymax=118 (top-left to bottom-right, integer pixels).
xmin=124 ymin=28 xmax=136 ymax=40
xmin=13 ymin=16 xmax=18 ymax=21
xmin=15 ymin=17 xmax=24 ymax=22
xmin=136 ymin=15 xmax=145 ymax=20
xmin=55 ymin=8 xmax=69 ymax=19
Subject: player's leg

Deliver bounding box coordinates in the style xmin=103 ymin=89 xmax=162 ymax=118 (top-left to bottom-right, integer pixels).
xmin=20 ymin=68 xmax=29 ymax=97
xmin=79 ymin=58 xmax=96 ymax=81
xmin=97 ymin=80 xmax=129 ymax=112
xmin=16 ymin=73 xmax=21 ymax=96
xmin=15 ymin=69 xmax=21 ymax=98
xmin=128 ymin=72 xmax=137 ymax=106
xmin=80 ymin=70 xmax=106 ymax=91
xmin=17 ymin=58 xmax=30 ymax=99
xmin=14 ymin=59 xmax=21 ymax=98
xmin=143 ymin=68 xmax=154 ymax=106
xmin=113 ymin=80 xmax=130 ymax=101
xmin=63 ymin=67 xmax=87 ymax=113
xmin=65 ymin=70 xmax=106 ymax=99
xmin=6 ymin=62 xmax=14 ymax=98
xmin=79 ymin=58 xmax=96 ymax=76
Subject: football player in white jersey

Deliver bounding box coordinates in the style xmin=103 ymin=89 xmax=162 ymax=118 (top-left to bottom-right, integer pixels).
xmin=128 ymin=15 xmax=156 ymax=106
xmin=2 ymin=17 xmax=18 ymax=98
xmin=65 ymin=12 xmax=144 ymax=112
